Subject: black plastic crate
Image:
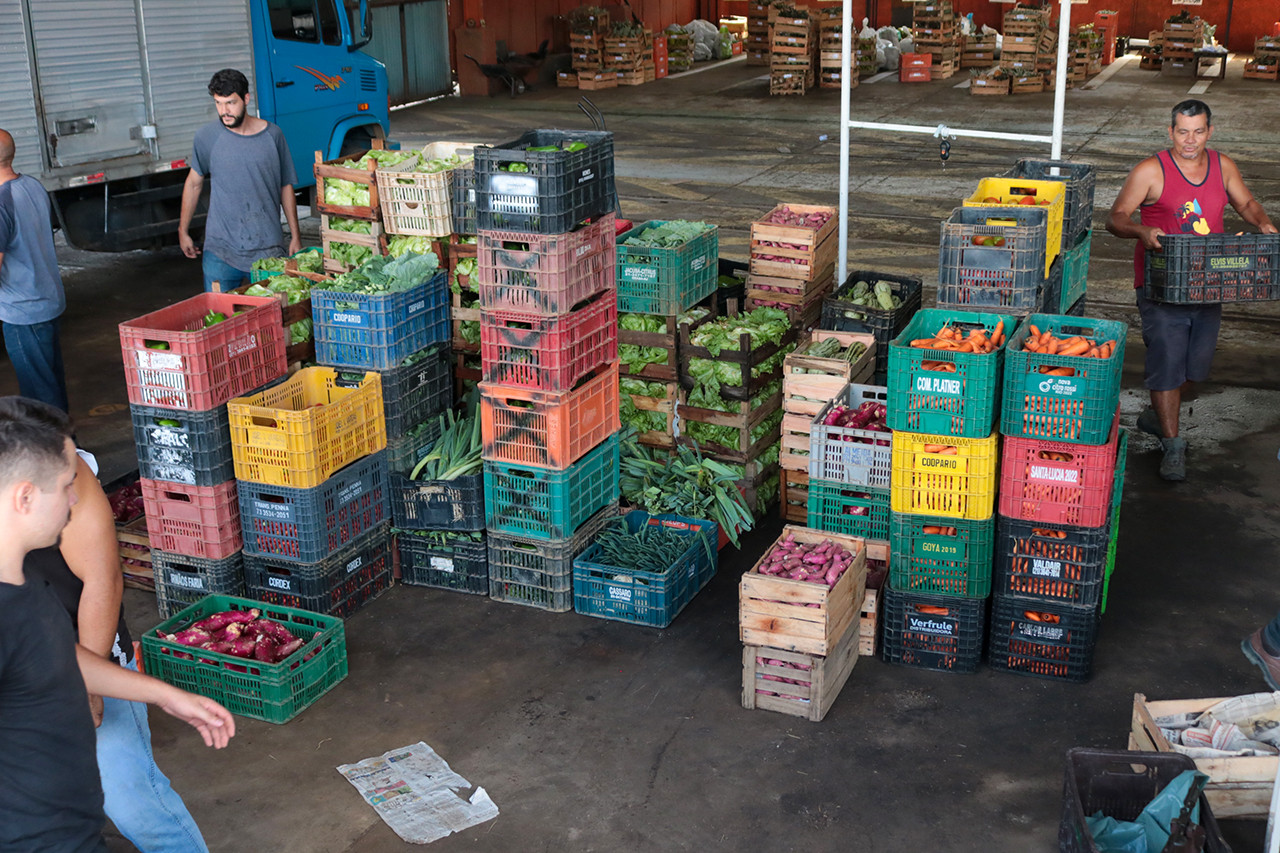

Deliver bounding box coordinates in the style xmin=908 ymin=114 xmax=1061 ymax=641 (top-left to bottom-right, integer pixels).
xmin=396 ymin=530 xmax=487 ymax=594
xmin=1059 ymin=748 xmax=1232 ymax=853
xmin=239 ymin=451 xmax=389 ymax=563
xmin=880 ymin=582 xmax=985 ymax=673
xmin=130 ymin=403 xmax=235 ymax=487
xmin=987 ymin=594 xmax=1099 ymax=683
xmin=714 ymin=258 xmax=747 ymax=315
xmin=452 ymin=165 xmax=476 ymax=236
xmin=820 ymin=271 xmax=923 ymax=382
xmin=391 ymin=471 xmax=484 ymax=532
xmin=1004 ymin=159 xmax=1096 ymax=247
xmin=386 ymin=419 xmax=444 ymax=475
xmin=473 ymin=130 xmax=615 ymax=234
xmin=243 ymin=524 xmax=391 ymax=616
xmin=995 ymin=515 xmax=1109 ymax=608
xmin=151 ymin=550 xmax=246 ymax=619
xmin=487 ymin=502 xmax=615 ymax=612
xmin=357 ymin=344 xmax=451 ymax=440
xmin=936 ymin=205 xmax=1049 ymax=313
xmin=1144 ymin=232 xmax=1280 ymax=304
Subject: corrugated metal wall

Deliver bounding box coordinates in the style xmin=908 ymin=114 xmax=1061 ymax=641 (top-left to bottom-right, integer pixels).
xmin=1 ymin=0 xmax=42 ymax=176
xmin=365 ymin=0 xmax=452 ymax=105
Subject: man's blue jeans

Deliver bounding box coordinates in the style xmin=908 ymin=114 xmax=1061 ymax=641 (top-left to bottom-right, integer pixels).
xmin=3 ymin=318 xmax=69 ymax=412
xmin=201 ymin=249 xmax=249 ymax=294
xmin=97 ymin=660 xmax=209 ymax=853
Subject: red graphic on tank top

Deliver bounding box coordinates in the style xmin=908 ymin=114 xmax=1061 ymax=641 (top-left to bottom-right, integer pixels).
xmin=1176 ymin=199 xmax=1212 ymax=235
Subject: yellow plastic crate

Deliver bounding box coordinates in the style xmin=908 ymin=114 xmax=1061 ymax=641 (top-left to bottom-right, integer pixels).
xmin=227 ymin=367 xmax=386 ymax=488
xmin=963 ymin=177 xmax=1066 ymax=277
xmin=889 ymin=430 xmax=999 ymax=520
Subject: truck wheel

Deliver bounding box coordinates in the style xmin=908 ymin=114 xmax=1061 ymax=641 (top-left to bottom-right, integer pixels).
xmin=339 ymin=127 xmax=380 ymax=157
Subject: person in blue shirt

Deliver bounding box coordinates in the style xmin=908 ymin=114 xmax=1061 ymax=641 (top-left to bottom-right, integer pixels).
xmin=0 ymin=129 xmax=70 ymax=412
xmin=178 ymin=68 xmax=301 ymax=292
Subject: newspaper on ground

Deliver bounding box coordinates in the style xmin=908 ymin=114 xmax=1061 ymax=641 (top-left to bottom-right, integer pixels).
xmin=336 ymin=741 xmax=499 ymax=844
xmin=1154 ymin=691 xmax=1280 ymax=759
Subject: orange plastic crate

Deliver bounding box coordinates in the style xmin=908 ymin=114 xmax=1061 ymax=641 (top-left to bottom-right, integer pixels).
xmin=480 ymin=361 xmax=620 ymax=469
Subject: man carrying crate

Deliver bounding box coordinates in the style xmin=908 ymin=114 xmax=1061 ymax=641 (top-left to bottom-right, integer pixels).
xmin=1108 ymin=99 xmax=1276 ymax=482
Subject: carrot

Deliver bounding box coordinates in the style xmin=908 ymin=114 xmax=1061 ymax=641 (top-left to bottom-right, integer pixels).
xmin=922 ymin=444 xmax=948 ymax=453
xmin=1058 ymin=339 xmax=1091 ymax=357
xmin=1027 ymin=324 xmax=1041 ymax=339
xmin=992 ymin=319 xmax=1004 ymax=342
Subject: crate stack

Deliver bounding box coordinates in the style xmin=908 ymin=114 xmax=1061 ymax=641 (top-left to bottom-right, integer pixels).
xmin=568 ymin=7 xmax=609 ymax=88
xmin=604 ymin=30 xmax=654 ymax=86
xmin=989 ymin=314 xmax=1128 ymax=682
xmin=745 ymin=2 xmax=772 ymax=66
xmin=616 ymin=219 xmax=720 ymax=453
xmin=119 ymin=293 xmax=290 ymax=618
xmin=653 ymin=34 xmax=669 ymax=79
xmin=471 ymin=129 xmax=620 ymax=612
xmin=769 ymin=8 xmax=817 ymax=95
xmin=1000 ymin=5 xmax=1047 ymax=93
xmin=857 ymin=38 xmax=879 ymax=78
xmin=746 ymin=204 xmax=837 ymax=330
xmin=1036 ymin=25 xmax=1059 ymax=89
xmin=912 ymin=1 xmax=959 ymax=80
xmin=315 ymin=147 xmax=390 ymax=275
xmin=961 ymin=30 xmax=997 ymax=68
xmin=817 ymin=8 xmax=849 ymax=90
xmin=1245 ymin=36 xmax=1280 ymax=81
xmin=740 ymin=525 xmax=868 ymax=721
xmin=1139 ymin=30 xmax=1163 ymax=71
xmin=778 ymin=330 xmax=875 ymax=523
xmin=1161 ymin=15 xmax=1204 ymax=77
xmin=1093 ymin=10 xmax=1118 ymax=65
xmin=1066 ymin=26 xmax=1103 ymax=88
xmin=666 ymin=29 xmax=695 ymax=73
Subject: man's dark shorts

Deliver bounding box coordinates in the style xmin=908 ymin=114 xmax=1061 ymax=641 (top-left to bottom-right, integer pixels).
xmin=1135 ymin=290 xmax=1222 ymax=391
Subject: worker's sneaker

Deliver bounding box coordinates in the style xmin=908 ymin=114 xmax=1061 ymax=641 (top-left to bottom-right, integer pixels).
xmin=1136 ymin=407 xmax=1163 ymax=438
xmin=1241 ymin=631 xmax=1280 ymax=691
xmin=1159 ymin=437 xmax=1187 ymax=482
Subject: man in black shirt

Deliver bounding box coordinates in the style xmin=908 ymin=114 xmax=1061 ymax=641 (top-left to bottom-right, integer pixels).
xmin=0 ymin=397 xmax=235 ymax=851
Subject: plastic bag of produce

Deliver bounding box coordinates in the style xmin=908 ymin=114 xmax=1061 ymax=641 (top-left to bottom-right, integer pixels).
xmin=860 ymin=18 xmax=876 ymax=40
xmin=882 ymin=44 xmax=900 ymax=71
xmin=877 ymin=25 xmax=899 ymax=45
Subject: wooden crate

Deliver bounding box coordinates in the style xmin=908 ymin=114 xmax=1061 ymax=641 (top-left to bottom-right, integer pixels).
xmin=749 ymin=204 xmax=838 ymax=280
xmin=778 ymin=411 xmax=815 ymax=474
xmin=783 ymin=372 xmax=849 ymax=419
xmin=623 ymin=380 xmax=677 ymax=451
xmin=117 ymin=516 xmax=155 ymax=592
xmin=745 ymin=287 xmax=825 ymax=331
xmin=1129 ymin=693 xmax=1279 ymax=819
xmin=1244 ymin=60 xmax=1280 ymax=80
xmin=819 ymin=70 xmax=853 ymax=89
xmin=1011 ymin=75 xmax=1045 ymax=94
xmin=320 ymin=213 xmax=387 ymax=274
xmin=859 ymin=587 xmax=879 ymax=656
xmin=779 ymin=468 xmax=810 ymax=523
xmin=578 ymin=71 xmax=618 ymax=90
xmin=742 ymin=611 xmax=859 ymax=721
xmin=313 ymin=141 xmax=386 ymax=219
xmin=961 ymin=50 xmax=996 ymax=67
xmin=769 ymin=69 xmax=809 ymax=95
xmin=739 ymin=525 xmax=867 ymax=656
xmin=784 ymin=330 xmax=876 ymax=387
xmin=557 ymin=71 xmax=579 ymax=88
xmin=618 ymin=313 xmax=682 ymax=383
xmin=675 ymin=387 xmax=782 ymax=464
xmin=970 ymin=75 xmax=1010 ymax=96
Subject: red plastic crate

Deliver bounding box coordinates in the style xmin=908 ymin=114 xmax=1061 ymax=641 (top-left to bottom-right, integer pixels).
xmin=997 ymin=415 xmax=1121 ymax=528
xmin=901 ymin=53 xmax=933 ymax=68
xmin=139 ymin=478 xmax=242 ymax=559
xmin=480 ymin=361 xmax=620 ymax=469
xmin=479 ymin=288 xmax=617 ymax=391
xmin=475 ymin=215 xmax=616 ymax=315
xmin=900 ymin=69 xmax=932 ymax=83
xmin=119 ymin=293 xmax=287 ymax=411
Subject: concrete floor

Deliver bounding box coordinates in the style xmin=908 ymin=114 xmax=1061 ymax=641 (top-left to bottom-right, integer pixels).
xmin=7 ymin=55 xmax=1280 ymax=850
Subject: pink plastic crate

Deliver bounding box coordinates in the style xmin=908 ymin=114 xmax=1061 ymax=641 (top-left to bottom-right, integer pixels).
xmin=139 ymin=478 xmax=242 ymax=560
xmin=475 ymin=215 xmax=616 ymax=315
xmin=119 ymin=293 xmax=287 ymax=411
xmin=479 ymin=288 xmax=617 ymax=390
xmin=997 ymin=412 xmax=1121 ymax=528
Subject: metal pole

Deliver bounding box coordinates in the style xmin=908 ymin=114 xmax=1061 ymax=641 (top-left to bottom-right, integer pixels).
xmin=838 ymin=0 xmax=852 ymax=285
xmin=1051 ymin=0 xmax=1072 ymax=159
xmin=845 ymin=120 xmax=1053 ymax=146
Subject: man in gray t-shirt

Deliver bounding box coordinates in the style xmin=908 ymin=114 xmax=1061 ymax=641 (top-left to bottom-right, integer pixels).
xmin=178 ymin=69 xmax=301 ymax=292
xmin=0 ymin=129 xmax=68 ymax=412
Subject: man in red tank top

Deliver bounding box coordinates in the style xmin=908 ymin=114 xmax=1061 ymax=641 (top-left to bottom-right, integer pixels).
xmin=1107 ymin=99 xmax=1275 ymax=481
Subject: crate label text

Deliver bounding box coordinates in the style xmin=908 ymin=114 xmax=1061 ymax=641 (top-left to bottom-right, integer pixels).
xmin=917 ymin=453 xmax=960 ymax=471
xmin=575 ymin=167 xmax=596 ymax=186
xmin=1209 ymin=255 xmax=1255 ymax=272
xmin=1031 ymin=376 xmax=1081 ymax=397
xmin=168 ymin=571 xmax=205 ymax=590
xmin=907 ymin=615 xmax=956 ymax=636
xmin=226 ymin=333 xmax=259 ymax=358
xmin=147 ymin=427 xmax=190 ymax=448
xmin=346 ymin=555 xmax=363 ymax=574
xmin=336 ymin=481 xmax=365 ymax=504
xmin=406 ymin=299 xmax=425 ymax=316
xmin=915 ymin=538 xmax=965 ymax=560
xmin=331 ymin=311 xmax=366 ymax=326
xmin=1029 ymin=464 xmax=1078 ymax=484
xmin=1031 ymin=558 xmax=1064 ymax=578
xmin=489 ymin=174 xmax=537 ymax=197
xmin=135 ymin=349 xmax=183 ymax=371
xmin=622 ymin=265 xmax=658 ymax=283
xmin=916 ymin=375 xmax=961 ymax=396
xmin=429 ymin=556 xmax=455 ymax=573
xmin=252 ymin=500 xmax=295 ymax=522
xmin=1017 ymin=622 xmax=1065 ymax=641
xmin=608 ymin=586 xmax=633 ymax=603
xmin=267 ymin=575 xmax=292 ymax=590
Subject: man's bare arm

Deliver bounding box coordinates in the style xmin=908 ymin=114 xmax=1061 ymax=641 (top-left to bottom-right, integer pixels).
xmin=1108 ymin=157 xmax=1166 ymax=249
xmin=1220 ymin=155 xmax=1278 ymax=234
xmin=59 ymin=456 xmax=122 ymax=659
xmin=178 ymin=170 xmax=205 ymax=258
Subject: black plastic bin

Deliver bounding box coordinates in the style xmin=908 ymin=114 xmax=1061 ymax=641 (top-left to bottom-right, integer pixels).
xmin=473 ymin=130 xmax=615 ymax=234
xmin=820 ymin=271 xmax=923 ymax=382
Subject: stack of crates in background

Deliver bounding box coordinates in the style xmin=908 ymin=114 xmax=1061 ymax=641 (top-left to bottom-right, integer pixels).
xmin=667 ymin=29 xmax=695 ymax=73
xmin=604 ymin=29 xmax=654 ymax=86
xmin=473 ymin=128 xmax=621 ymax=612
xmin=746 ymin=204 xmax=837 ymax=328
xmin=228 ymin=367 xmax=391 ymax=618
xmin=616 ymin=219 xmax=719 ymax=454
xmin=1003 ymin=159 xmax=1098 ymax=315
xmin=961 ymin=30 xmax=997 ymax=68
xmin=913 ymin=0 xmax=959 ymax=80
xmin=119 ymin=293 xmax=290 ymax=618
xmin=314 ymin=145 xmax=390 ymax=274
xmin=857 ymin=37 xmax=879 ymax=78
xmin=1139 ymin=30 xmax=1163 ymax=71
xmin=990 ymin=313 xmax=1128 ymax=681
xmin=744 ymin=2 xmax=771 ymax=66
xmin=1093 ymin=9 xmax=1118 ymax=65
xmin=820 ymin=270 xmax=924 ymax=384
xmin=769 ymin=7 xmax=817 ymax=95
xmin=817 ymin=8 xmax=849 ymax=90
xmin=653 ymin=34 xmax=670 ymax=79
xmin=740 ymin=525 xmax=868 ymax=721
xmin=778 ymin=330 xmax=876 ymax=522
xmin=1001 ymin=5 xmax=1047 ymax=93
xmin=1161 ymin=15 xmax=1204 ymax=78
xmin=1066 ymin=26 xmax=1103 ymax=88
xmin=1245 ymin=36 xmax=1280 ymax=81
xmin=568 ymin=7 xmax=608 ymax=82
xmin=900 ymin=52 xmax=933 ymax=84
xmin=880 ymin=307 xmax=1015 ymax=674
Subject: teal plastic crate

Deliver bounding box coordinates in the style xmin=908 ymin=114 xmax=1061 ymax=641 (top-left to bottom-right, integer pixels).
xmin=888 ymin=511 xmax=995 ymax=598
xmin=1000 ymin=313 xmax=1127 ymax=444
xmin=887 ymin=308 xmax=1016 ymax=438
xmin=140 ymin=594 xmax=347 ymax=724
xmin=616 ymin=221 xmax=719 ymax=314
xmin=572 ymin=512 xmax=718 ymax=628
xmin=484 ymin=432 xmax=620 ymax=540
xmin=1100 ymin=429 xmax=1127 ymax=614
xmin=805 ymin=479 xmax=890 ymax=541
xmin=1056 ymin=230 xmax=1091 ymax=313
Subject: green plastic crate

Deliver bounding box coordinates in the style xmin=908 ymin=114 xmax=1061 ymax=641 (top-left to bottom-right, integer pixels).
xmin=616 ymin=221 xmax=719 ymax=314
xmin=805 ymin=479 xmax=891 ymax=541
xmin=887 ymin=308 xmax=1017 ymax=438
xmin=1057 ymin=230 xmax=1091 ymax=313
xmin=249 ymin=247 xmax=324 ymax=283
xmin=483 ymin=432 xmax=621 ymax=541
xmin=1000 ymin=313 xmax=1127 ymax=445
xmin=888 ymin=511 xmax=995 ymax=598
xmin=140 ymin=594 xmax=347 ymax=724
xmin=1100 ymin=429 xmax=1127 ymax=614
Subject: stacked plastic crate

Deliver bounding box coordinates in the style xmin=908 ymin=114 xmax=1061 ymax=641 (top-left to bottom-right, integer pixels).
xmin=989 ymin=313 xmax=1127 ymax=682
xmin=820 ymin=271 xmax=924 ymax=384
xmin=616 ymin=219 xmax=719 ymax=454
xmin=879 ymin=306 xmax=1017 ymax=674
xmin=472 ymin=129 xmax=621 ymax=612
xmin=119 ymin=292 xmax=289 ymax=618
xmin=1002 ymin=159 xmax=1096 ymax=316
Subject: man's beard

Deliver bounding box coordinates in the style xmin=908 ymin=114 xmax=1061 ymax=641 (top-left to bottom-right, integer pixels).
xmin=221 ymin=111 xmax=246 ymax=128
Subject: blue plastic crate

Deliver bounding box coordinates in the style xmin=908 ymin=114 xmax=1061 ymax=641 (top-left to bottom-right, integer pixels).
xmin=239 ymin=451 xmax=390 ymax=563
xmin=484 ymin=433 xmax=620 ymax=541
xmin=312 ymin=272 xmax=449 ymax=370
xmin=572 ymin=512 xmax=718 ymax=628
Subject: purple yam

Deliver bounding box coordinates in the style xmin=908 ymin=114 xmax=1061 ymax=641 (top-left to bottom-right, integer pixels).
xmin=168 ymin=628 xmax=212 ymax=647
xmin=193 ymin=609 xmax=260 ymax=632
xmin=273 ymin=637 xmax=304 ymax=662
xmin=227 ymin=635 xmax=257 ymax=658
